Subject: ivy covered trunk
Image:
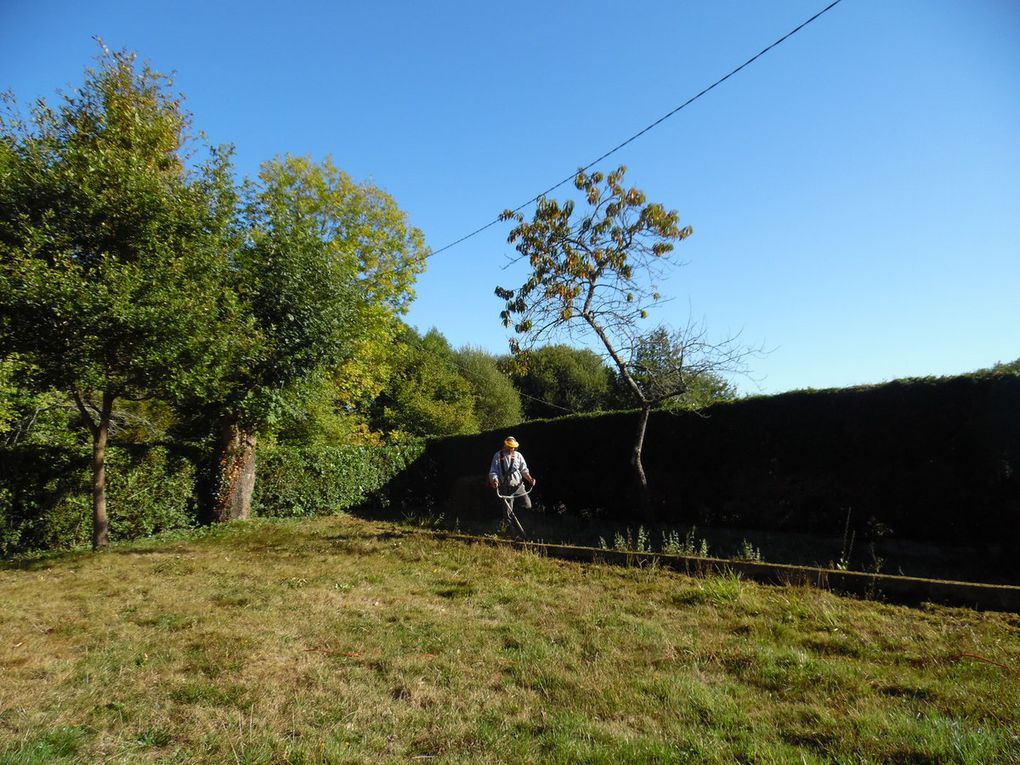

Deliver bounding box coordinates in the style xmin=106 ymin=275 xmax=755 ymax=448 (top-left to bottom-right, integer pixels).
xmin=211 ymin=419 xmax=257 ymax=522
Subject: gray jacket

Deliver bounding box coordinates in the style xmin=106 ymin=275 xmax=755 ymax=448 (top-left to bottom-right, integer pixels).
xmin=489 ymin=450 xmax=530 ymax=490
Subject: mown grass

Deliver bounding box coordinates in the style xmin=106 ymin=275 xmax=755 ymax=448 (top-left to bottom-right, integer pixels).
xmin=1 ymin=515 xmax=1018 ymax=764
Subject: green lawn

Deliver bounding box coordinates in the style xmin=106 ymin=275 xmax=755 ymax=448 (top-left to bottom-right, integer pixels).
xmin=1 ymin=515 xmax=1018 ymax=764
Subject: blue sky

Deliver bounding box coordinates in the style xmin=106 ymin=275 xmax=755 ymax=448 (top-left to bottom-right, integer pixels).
xmin=2 ymin=0 xmax=1018 ymax=394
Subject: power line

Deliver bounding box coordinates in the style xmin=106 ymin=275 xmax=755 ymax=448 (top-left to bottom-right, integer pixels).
xmin=428 ymin=0 xmax=846 ymax=258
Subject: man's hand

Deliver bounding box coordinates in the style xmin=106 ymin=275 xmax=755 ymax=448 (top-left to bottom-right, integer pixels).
xmin=526 ymin=475 xmax=537 ymax=487
xmin=489 ymin=477 xmax=499 ymax=489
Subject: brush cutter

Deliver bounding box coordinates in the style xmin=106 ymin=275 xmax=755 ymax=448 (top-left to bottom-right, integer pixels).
xmin=495 ymin=483 xmax=532 ymax=537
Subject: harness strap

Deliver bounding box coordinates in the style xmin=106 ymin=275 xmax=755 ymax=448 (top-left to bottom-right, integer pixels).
xmin=497 ymin=452 xmax=521 ymax=489
xmin=497 ymin=452 xmax=515 ymax=478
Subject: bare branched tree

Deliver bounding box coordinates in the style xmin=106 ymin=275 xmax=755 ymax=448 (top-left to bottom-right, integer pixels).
xmin=496 ymin=166 xmax=758 ymax=513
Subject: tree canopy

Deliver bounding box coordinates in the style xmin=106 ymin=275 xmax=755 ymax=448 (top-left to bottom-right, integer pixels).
xmin=372 ymin=326 xmax=478 ymax=438
xmin=201 ymin=154 xmax=428 ymax=520
xmin=504 ymin=344 xmax=616 ymax=420
xmin=453 ymin=346 xmax=523 ymax=431
xmin=0 ymin=48 xmax=242 ymax=547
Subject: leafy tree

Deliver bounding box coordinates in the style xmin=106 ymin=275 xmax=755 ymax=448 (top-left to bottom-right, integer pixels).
xmin=372 ymin=326 xmax=478 ymax=437
xmin=204 ymin=155 xmax=427 ymax=520
xmin=497 ymin=166 xmax=753 ymax=511
xmin=453 ymin=346 xmax=523 ymax=430
xmin=658 ymin=369 xmax=737 ymax=410
xmin=0 ymin=358 xmax=81 ymax=448
xmin=989 ymin=358 xmax=1020 ymax=376
xmin=504 ymin=344 xmax=615 ymax=420
xmin=622 ymin=326 xmax=740 ymax=410
xmin=0 ymin=48 xmax=241 ymax=548
xmin=269 ymin=370 xmax=385 ymax=448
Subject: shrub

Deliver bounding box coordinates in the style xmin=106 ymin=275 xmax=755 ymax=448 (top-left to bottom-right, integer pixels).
xmin=252 ymin=441 xmax=424 ymax=518
xmin=0 ymin=444 xmax=196 ymax=556
xmin=0 ymin=439 xmax=425 ymax=556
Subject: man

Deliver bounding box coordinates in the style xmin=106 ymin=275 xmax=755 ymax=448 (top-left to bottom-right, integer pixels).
xmin=488 ymin=435 xmax=536 ymax=513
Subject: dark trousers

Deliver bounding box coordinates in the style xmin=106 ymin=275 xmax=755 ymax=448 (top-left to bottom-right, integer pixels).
xmin=497 ymin=483 xmax=532 ymax=511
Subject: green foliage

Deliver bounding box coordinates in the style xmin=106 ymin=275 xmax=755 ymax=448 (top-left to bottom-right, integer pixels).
xmin=624 ymin=326 xmax=739 ymax=409
xmin=0 ymin=444 xmax=196 ymax=556
xmin=2 ymin=49 xmax=429 ymax=530
xmin=213 ymin=155 xmax=426 ymax=432
xmin=269 ymin=370 xmax=384 ymax=448
xmin=496 ymin=165 xmax=690 ymax=349
xmin=192 ymin=154 xmax=427 ymax=520
xmin=0 ymin=46 xmax=244 ymax=545
xmin=452 ymin=346 xmax=523 ymax=430
xmin=733 ymin=539 xmax=763 ymax=562
xmin=662 ymin=527 xmax=710 ymax=557
xmin=987 ymin=357 xmax=1020 ymax=376
xmin=252 ymin=441 xmax=423 ymax=518
xmin=0 ymin=358 xmax=80 ymax=448
xmin=1 ymin=368 xmax=175 ymax=449
xmin=506 ymin=344 xmax=616 ymax=419
xmin=612 ymin=525 xmax=652 ymax=553
xmin=0 ymin=46 xmax=242 ymax=404
xmin=372 ymin=327 xmax=479 ymax=437
xmin=0 ymin=438 xmax=424 ymax=555
xmin=664 ymin=370 xmax=737 ymax=410
xmin=0 ymin=358 xmax=15 ymax=436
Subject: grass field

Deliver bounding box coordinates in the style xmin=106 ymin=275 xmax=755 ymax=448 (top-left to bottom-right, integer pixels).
xmin=1 ymin=514 xmax=1018 ymax=764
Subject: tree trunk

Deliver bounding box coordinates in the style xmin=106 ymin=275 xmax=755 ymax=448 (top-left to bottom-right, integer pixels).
xmin=211 ymin=418 xmax=257 ymax=522
xmin=631 ymin=404 xmax=653 ymax=520
xmin=91 ymin=390 xmax=114 ymax=551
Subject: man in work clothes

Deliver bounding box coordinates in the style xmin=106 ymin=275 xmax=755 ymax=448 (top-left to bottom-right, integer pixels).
xmin=488 ymin=436 xmax=536 ymax=515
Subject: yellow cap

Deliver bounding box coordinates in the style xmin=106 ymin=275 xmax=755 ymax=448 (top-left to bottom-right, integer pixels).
xmin=504 ymin=436 xmax=519 ymax=448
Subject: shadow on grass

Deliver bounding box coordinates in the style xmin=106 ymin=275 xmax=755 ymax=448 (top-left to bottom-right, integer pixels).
xmin=351 ymin=495 xmax=1020 ymax=586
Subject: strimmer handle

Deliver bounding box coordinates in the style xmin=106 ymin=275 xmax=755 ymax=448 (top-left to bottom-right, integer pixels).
xmin=495 ymin=483 xmax=534 ymax=500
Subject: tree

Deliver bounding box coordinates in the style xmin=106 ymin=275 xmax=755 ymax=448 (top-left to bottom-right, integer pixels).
xmin=989 ymin=358 xmax=1020 ymax=376
xmin=622 ymin=326 xmax=741 ymax=411
xmin=269 ymin=370 xmax=385 ymax=448
xmin=371 ymin=326 xmax=478 ymax=438
xmin=453 ymin=346 xmax=523 ymax=430
xmin=204 ymin=155 xmax=427 ymax=521
xmin=497 ymin=166 xmax=753 ymax=511
xmin=0 ymin=48 xmax=241 ymax=549
xmin=503 ymin=343 xmax=615 ymax=420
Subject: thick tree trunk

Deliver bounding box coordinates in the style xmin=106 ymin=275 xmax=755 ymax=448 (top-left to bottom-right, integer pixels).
xmin=632 ymin=404 xmax=654 ymax=521
xmin=211 ymin=419 xmax=257 ymax=522
xmin=91 ymin=391 xmax=114 ymax=551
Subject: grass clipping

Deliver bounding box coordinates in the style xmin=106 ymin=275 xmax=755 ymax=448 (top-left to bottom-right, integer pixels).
xmin=1 ymin=515 xmax=1019 ymax=764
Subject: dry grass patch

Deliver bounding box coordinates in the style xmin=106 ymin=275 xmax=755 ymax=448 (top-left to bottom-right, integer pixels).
xmin=1 ymin=515 xmax=1018 ymax=763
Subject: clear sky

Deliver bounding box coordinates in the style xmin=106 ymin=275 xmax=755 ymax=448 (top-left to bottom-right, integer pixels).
xmin=2 ymin=0 xmax=1018 ymax=394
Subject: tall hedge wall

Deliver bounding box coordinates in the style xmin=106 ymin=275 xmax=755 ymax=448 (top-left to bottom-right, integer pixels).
xmin=388 ymin=374 xmax=1020 ymax=550
xmin=252 ymin=442 xmax=424 ymax=518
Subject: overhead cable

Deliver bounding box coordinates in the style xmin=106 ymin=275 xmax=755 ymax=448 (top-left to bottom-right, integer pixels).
xmin=428 ymin=0 xmax=845 ymax=258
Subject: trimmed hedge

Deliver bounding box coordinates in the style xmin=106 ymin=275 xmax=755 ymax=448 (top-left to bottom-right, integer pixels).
xmin=0 ymin=444 xmax=197 ymax=556
xmin=253 ymin=441 xmax=424 ymax=518
xmin=0 ymin=440 xmax=423 ymax=556
xmin=389 ymin=373 xmax=1020 ymax=551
